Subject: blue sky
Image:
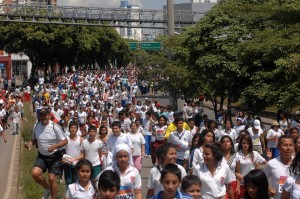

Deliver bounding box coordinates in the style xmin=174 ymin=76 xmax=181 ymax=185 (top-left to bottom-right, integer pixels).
xmin=59 ymin=0 xmax=189 ymax=9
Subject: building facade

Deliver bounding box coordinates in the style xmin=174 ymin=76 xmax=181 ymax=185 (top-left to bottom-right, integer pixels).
xmin=116 ymin=0 xmax=142 ymax=41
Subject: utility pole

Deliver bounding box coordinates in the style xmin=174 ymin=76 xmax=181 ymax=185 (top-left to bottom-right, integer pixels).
xmin=167 ymin=0 xmax=175 ymax=35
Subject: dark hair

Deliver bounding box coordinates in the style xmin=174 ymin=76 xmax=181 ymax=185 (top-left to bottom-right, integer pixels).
xmin=174 ymin=117 xmax=185 ymax=124
xmin=160 ymin=163 xmax=181 ymax=181
xmin=290 ymin=127 xmax=299 ymax=135
xmin=278 ymin=135 xmax=293 ymax=147
xmin=197 ymin=129 xmax=215 ymax=147
xmin=188 ymin=118 xmax=195 ymax=123
xmin=220 ymin=135 xmax=235 ymax=155
xmin=88 ymin=125 xmax=97 ymax=132
xmin=130 ymin=122 xmax=137 ymax=128
xmin=98 ymin=170 xmax=121 ymax=191
xmin=238 ymin=134 xmax=253 ymax=153
xmin=99 ymin=125 xmax=108 ymax=136
xmin=181 ymin=175 xmax=201 ymax=192
xmin=75 ymin=159 xmax=93 ymax=175
xmin=158 ymin=115 xmax=167 ymax=125
xmin=191 ymin=132 xmax=202 ymax=149
xmin=203 ymin=142 xmax=223 ymax=162
xmin=112 ymin=121 xmax=121 ymax=128
xmin=207 ymin=120 xmax=216 ymax=129
xmin=157 ymin=143 xmax=177 ymax=163
xmin=290 ymin=151 xmax=300 ymax=175
xmin=244 ymin=169 xmax=270 ymax=199
xmin=69 ymin=121 xmax=78 ymax=129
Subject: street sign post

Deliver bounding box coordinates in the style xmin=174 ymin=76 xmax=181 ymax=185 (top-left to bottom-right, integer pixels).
xmin=129 ymin=42 xmax=138 ymax=51
xmin=140 ymin=42 xmax=162 ymax=50
xmin=129 ymin=42 xmax=162 ymax=51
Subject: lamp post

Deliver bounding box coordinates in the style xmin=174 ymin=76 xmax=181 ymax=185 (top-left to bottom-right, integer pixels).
xmin=167 ymin=0 xmax=175 ymax=36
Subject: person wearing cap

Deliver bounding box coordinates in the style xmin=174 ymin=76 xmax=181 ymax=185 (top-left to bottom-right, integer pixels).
xmin=247 ymin=119 xmax=265 ymax=155
xmin=266 ymin=121 xmax=284 ymax=159
xmin=24 ymin=108 xmax=68 ymax=199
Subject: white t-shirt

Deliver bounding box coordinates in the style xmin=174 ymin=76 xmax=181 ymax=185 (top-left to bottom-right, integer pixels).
xmin=32 ymin=121 xmax=66 ymax=156
xmin=283 ymin=175 xmax=300 ymax=199
xmin=65 ymin=181 xmax=96 ymax=199
xmin=221 ymin=155 xmax=239 ymax=181
xmin=267 ymin=128 xmax=285 ymax=148
xmin=147 ymin=164 xmax=187 ymax=195
xmin=152 ymin=125 xmax=167 ymax=141
xmin=0 ymin=109 xmax=6 ymax=118
xmin=105 ymin=165 xmax=141 ymax=199
xmin=263 ymin=156 xmax=292 ymax=199
xmin=168 ymin=130 xmax=193 ymax=160
xmin=80 ymin=139 xmax=103 ymax=166
xmin=219 ymin=128 xmax=238 ymax=142
xmin=236 ymin=150 xmax=266 ymax=180
xmin=128 ymin=132 xmax=145 ymax=156
xmin=106 ymin=133 xmax=133 ymax=153
xmin=78 ymin=111 xmax=87 ymax=124
xmin=192 ymin=147 xmax=204 ymax=168
xmin=53 ymin=109 xmax=64 ymax=121
xmin=193 ymin=162 xmax=232 ymax=199
xmin=247 ymin=127 xmax=263 ymax=146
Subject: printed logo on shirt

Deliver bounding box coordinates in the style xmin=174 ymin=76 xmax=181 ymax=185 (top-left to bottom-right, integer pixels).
xmin=130 ymin=176 xmax=135 ymax=182
xmin=220 ymin=176 xmax=225 ymax=184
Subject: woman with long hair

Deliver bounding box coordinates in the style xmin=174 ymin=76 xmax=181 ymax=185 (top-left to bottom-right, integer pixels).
xmin=192 ymin=129 xmax=215 ymax=168
xmin=220 ymin=135 xmax=239 ymax=199
xmin=235 ymin=134 xmax=267 ymax=199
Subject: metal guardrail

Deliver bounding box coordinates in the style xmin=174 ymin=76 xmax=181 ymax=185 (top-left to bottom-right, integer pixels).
xmin=0 ymin=4 xmax=205 ymax=29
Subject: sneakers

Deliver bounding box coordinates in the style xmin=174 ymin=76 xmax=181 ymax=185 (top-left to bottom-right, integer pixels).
xmin=42 ymin=188 xmax=50 ymax=199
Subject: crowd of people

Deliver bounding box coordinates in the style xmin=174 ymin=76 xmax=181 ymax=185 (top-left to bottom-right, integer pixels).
xmin=5 ymin=67 xmax=298 ymax=199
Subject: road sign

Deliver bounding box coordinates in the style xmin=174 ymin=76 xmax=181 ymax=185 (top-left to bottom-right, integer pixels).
xmin=129 ymin=42 xmax=138 ymax=51
xmin=140 ymin=42 xmax=162 ymax=50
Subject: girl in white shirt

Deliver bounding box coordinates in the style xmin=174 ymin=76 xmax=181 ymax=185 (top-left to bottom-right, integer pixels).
xmin=235 ymin=134 xmax=266 ymax=199
xmin=128 ymin=122 xmax=145 ymax=172
xmin=266 ymin=121 xmax=284 ymax=158
xmin=103 ymin=144 xmax=142 ymax=199
xmin=65 ymin=159 xmax=97 ymax=199
xmin=220 ymin=135 xmax=239 ymax=199
xmin=192 ymin=142 xmax=234 ymax=199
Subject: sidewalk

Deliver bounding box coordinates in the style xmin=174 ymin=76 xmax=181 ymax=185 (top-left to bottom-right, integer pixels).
xmin=1 ymin=123 xmax=22 ymax=199
xmin=202 ymin=100 xmax=275 ymax=125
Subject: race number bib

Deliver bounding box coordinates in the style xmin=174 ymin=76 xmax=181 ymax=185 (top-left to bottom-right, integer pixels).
xmin=116 ymin=186 xmax=134 ymax=199
xmin=278 ymin=176 xmax=287 ymax=193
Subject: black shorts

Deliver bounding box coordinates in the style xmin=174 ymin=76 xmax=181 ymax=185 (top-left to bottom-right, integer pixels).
xmin=33 ymin=151 xmax=63 ymax=175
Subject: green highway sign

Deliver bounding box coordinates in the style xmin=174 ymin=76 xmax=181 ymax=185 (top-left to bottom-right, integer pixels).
xmin=140 ymin=42 xmax=162 ymax=50
xmin=129 ymin=42 xmax=138 ymax=50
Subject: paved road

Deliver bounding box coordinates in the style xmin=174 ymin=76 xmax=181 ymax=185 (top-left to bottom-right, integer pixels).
xmin=0 ymin=124 xmax=19 ymax=199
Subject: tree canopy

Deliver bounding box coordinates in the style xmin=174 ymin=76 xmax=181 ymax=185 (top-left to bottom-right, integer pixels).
xmin=181 ymin=0 xmax=300 ymax=114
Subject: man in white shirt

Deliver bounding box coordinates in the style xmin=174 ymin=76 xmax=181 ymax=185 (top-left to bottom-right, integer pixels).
xmin=52 ymin=102 xmax=64 ymax=121
xmin=263 ymin=135 xmax=294 ymax=199
xmin=24 ymin=108 xmax=67 ymax=199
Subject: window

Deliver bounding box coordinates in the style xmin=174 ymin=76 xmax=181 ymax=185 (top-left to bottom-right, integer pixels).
xmin=12 ymin=60 xmax=27 ymax=77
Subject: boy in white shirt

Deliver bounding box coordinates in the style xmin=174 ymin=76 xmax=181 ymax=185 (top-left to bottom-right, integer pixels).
xmin=106 ymin=121 xmax=133 ymax=153
xmin=72 ymin=125 xmax=103 ymax=182
xmin=10 ymin=106 xmax=21 ymax=135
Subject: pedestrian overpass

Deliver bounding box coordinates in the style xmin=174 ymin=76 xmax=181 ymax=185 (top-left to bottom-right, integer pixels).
xmin=0 ymin=4 xmax=205 ymax=29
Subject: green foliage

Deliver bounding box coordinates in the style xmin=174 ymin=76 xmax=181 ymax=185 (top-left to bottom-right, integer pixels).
xmin=182 ymin=0 xmax=300 ymax=114
xmin=0 ymin=23 xmax=130 ymax=75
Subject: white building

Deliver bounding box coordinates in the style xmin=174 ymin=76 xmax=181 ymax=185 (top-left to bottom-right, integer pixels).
xmin=116 ymin=1 xmax=142 ymax=41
